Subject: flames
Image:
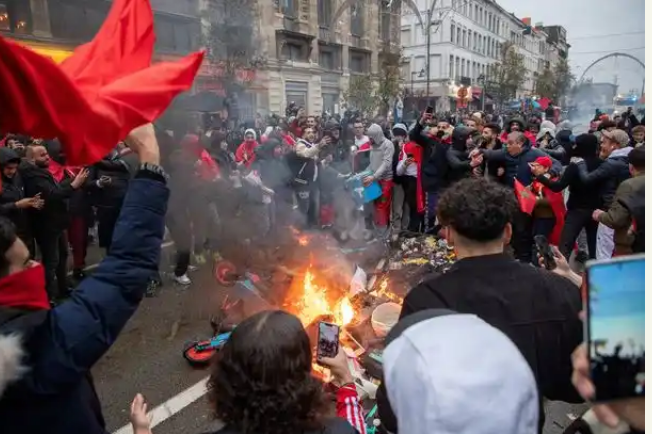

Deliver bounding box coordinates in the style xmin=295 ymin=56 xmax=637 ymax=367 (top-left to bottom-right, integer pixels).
xmin=287 ymin=268 xmax=355 ymax=327
xmin=371 ymin=278 xmax=403 ymax=305
xmin=290 ymin=226 xmax=310 ymax=246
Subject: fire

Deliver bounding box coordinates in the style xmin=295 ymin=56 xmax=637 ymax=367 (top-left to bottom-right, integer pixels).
xmin=287 ymin=269 xmax=355 ymax=327
xmin=289 ymin=226 xmax=310 ymax=246
xmin=298 ymin=236 xmax=309 ymax=246
xmin=371 ymin=278 xmax=403 ymax=305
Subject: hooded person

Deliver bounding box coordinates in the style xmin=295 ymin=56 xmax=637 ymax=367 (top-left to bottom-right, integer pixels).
xmin=379 ymin=310 xmax=539 ymax=434
xmin=446 ymin=126 xmax=483 ymax=184
xmin=363 ymin=123 xmax=395 ymax=230
xmin=576 ymin=129 xmax=632 ymax=259
xmin=540 ymin=120 xmax=556 ymax=131
xmin=235 ymin=128 xmax=259 ymax=169
xmin=0 ymin=148 xmax=42 ymax=256
xmin=499 ymin=117 xmax=536 ymax=144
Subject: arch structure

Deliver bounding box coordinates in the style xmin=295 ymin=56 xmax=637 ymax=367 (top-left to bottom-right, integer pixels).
xmin=578 ymin=52 xmax=645 ymax=84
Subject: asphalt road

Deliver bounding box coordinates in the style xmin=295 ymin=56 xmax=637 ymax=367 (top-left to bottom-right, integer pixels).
xmin=86 ymin=245 xmax=588 ymax=434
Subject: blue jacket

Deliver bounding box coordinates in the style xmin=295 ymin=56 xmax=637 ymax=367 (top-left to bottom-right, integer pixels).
xmin=483 ymin=140 xmax=562 ymax=187
xmin=0 ymin=176 xmax=169 ymax=434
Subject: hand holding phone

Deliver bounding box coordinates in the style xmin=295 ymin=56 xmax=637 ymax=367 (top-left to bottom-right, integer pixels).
xmin=534 ymin=235 xmax=556 ymax=271
xmin=317 ymin=321 xmax=340 ymax=360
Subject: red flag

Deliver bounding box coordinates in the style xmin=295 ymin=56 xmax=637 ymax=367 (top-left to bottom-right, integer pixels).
xmin=514 ymin=179 xmax=537 ymax=215
xmin=0 ymin=0 xmax=203 ymax=166
xmin=543 ymin=185 xmax=567 ymax=246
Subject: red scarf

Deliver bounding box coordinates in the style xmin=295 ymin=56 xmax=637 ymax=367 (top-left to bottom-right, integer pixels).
xmin=398 ymin=141 xmax=424 ymax=213
xmin=0 ymin=264 xmax=49 ymax=310
xmin=48 ymin=160 xmax=80 ymax=183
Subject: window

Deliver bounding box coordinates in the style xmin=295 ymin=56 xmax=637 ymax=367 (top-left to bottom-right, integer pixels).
xmin=350 ymin=3 xmax=364 ymax=36
xmin=380 ymin=9 xmax=391 ymax=42
xmin=462 ymin=29 xmax=466 ymax=47
xmin=449 ymin=54 xmax=454 ymax=78
xmin=281 ymin=0 xmax=297 ymax=18
xmin=474 ymin=5 xmax=479 ymax=21
xmin=319 ymin=50 xmax=334 ymax=69
xmin=450 ymin=23 xmax=454 ymax=42
xmin=0 ymin=3 xmax=10 ymax=31
xmin=318 ymin=0 xmax=332 ymax=28
xmin=402 ymin=28 xmax=411 ymax=46
xmin=349 ymin=50 xmax=369 ymax=73
xmin=282 ymin=42 xmax=304 ymax=61
xmin=456 ymin=27 xmax=461 ymax=45
xmin=455 ymin=57 xmax=460 ymax=78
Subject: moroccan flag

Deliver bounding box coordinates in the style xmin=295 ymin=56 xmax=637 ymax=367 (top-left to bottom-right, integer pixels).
xmin=514 ymin=179 xmax=536 ymax=215
xmin=0 ymin=0 xmax=203 ymax=166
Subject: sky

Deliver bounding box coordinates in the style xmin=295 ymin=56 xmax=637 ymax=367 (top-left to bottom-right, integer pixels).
xmin=497 ymin=0 xmax=645 ymax=95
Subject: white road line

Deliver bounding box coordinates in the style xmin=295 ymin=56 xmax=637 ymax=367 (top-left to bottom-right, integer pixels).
xmin=112 ymin=376 xmax=210 ymax=434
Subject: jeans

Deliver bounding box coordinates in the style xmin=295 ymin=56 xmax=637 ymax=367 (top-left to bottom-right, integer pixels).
xmin=596 ymin=223 xmax=615 ymax=259
xmin=35 ymin=231 xmax=69 ymax=300
xmin=403 ymin=177 xmax=423 ymax=232
xmin=511 ymin=211 xmax=533 ymax=263
xmin=424 ymin=191 xmax=440 ymax=232
xmin=559 ymin=209 xmax=598 ymax=260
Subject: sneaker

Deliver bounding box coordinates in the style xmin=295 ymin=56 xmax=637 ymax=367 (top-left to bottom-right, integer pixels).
xmin=187 ymin=265 xmax=198 ymax=273
xmin=173 ymin=273 xmax=191 ymax=285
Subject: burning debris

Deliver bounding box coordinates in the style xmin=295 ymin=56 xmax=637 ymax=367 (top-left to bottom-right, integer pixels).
xmin=389 ymin=235 xmax=456 ymax=273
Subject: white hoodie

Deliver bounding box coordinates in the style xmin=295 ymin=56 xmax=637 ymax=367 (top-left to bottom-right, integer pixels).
xmin=384 ymin=314 xmax=539 ymax=434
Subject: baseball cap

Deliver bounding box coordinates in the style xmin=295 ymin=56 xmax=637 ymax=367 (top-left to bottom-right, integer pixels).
xmin=602 ymin=129 xmax=630 ymax=148
xmin=534 ymin=156 xmax=553 ymax=169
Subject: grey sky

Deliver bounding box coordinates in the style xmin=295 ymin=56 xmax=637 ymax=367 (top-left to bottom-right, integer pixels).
xmin=497 ymin=0 xmax=645 ymax=95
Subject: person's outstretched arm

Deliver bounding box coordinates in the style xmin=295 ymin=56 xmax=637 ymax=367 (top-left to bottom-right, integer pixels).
xmin=24 ymin=124 xmax=169 ymax=393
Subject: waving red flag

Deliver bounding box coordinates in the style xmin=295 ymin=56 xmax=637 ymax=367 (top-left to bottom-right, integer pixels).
xmin=0 ymin=0 xmax=203 ymax=166
xmin=514 ymin=179 xmax=537 ymax=215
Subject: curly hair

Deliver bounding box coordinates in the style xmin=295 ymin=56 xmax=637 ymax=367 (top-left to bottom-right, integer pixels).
xmin=437 ymin=177 xmax=517 ymax=242
xmin=207 ymin=310 xmax=330 ymax=434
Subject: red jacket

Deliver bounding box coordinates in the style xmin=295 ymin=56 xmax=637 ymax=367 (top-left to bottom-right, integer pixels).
xmin=235 ymin=140 xmax=259 ymax=168
xmin=397 ymin=141 xmax=424 ymax=213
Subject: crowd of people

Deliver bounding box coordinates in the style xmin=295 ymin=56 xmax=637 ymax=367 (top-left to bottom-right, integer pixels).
xmin=0 ymin=102 xmax=645 ymax=434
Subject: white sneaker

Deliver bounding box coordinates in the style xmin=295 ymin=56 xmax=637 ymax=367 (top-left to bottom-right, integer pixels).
xmin=187 ymin=265 xmax=198 ymax=272
xmin=173 ymin=274 xmax=191 ymax=285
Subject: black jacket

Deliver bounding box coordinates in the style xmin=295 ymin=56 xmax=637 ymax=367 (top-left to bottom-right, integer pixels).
xmin=89 ymin=151 xmax=132 ymax=209
xmin=409 ymin=122 xmax=450 ymax=192
xmin=536 ymin=161 xmax=604 ymax=211
xmin=0 ymin=149 xmax=29 ymax=239
xmin=377 ymin=254 xmax=583 ymax=433
xmin=19 ymin=161 xmax=75 ymax=235
xmin=577 ymin=148 xmax=632 ymax=208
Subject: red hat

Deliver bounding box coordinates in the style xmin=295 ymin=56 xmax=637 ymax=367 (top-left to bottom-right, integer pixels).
xmin=534 ymin=156 xmax=553 ymax=169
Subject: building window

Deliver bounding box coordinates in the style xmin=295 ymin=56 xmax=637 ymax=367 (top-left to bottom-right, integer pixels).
xmin=449 ymin=54 xmax=454 ymax=78
xmin=450 ymin=23 xmax=454 ymax=42
xmin=462 ymin=29 xmax=466 ymax=47
xmin=318 ymin=0 xmax=332 ymax=28
xmin=380 ymin=8 xmax=391 ymax=42
xmin=455 ymin=56 xmax=460 ymax=78
xmin=460 ymin=59 xmax=465 ymax=77
xmin=281 ymin=0 xmax=297 ymax=18
xmin=0 ymin=0 xmax=31 ymax=34
xmin=319 ymin=50 xmax=334 ymax=69
xmin=456 ymin=27 xmax=461 ymax=45
xmin=282 ymin=42 xmax=305 ymax=61
xmin=350 ymin=3 xmax=364 ymax=37
xmin=402 ymin=28 xmax=411 ymax=46
xmin=349 ymin=49 xmax=370 ymax=73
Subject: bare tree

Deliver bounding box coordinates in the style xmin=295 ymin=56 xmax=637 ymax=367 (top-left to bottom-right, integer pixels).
xmin=487 ymin=42 xmax=526 ymax=108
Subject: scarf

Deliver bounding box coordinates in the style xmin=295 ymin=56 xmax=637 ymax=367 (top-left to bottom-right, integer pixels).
xmin=0 ymin=264 xmax=49 ymax=310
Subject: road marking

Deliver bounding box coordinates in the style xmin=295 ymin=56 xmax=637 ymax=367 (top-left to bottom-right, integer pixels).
xmin=112 ymin=376 xmax=210 ymax=434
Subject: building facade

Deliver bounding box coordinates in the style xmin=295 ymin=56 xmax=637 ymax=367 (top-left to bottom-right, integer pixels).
xmin=400 ymin=0 xmax=556 ymax=111
xmin=246 ymin=0 xmax=401 ymax=116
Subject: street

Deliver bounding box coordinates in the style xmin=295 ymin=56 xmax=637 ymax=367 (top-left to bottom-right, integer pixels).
xmin=84 ymin=245 xmax=588 ymax=434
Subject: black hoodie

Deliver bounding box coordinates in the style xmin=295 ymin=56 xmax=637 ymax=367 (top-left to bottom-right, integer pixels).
xmin=536 ymin=134 xmax=604 ymax=211
xmin=446 ymin=127 xmax=475 ymax=184
xmin=0 ymin=148 xmax=30 ymax=239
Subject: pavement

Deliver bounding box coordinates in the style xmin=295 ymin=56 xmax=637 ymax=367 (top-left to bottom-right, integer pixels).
xmin=82 ymin=242 xmax=588 ymax=434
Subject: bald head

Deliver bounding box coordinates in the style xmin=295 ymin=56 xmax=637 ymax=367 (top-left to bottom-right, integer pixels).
xmin=26 ymin=145 xmax=50 ymax=168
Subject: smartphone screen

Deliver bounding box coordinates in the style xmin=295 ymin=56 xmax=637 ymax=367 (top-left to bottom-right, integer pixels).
xmin=317 ymin=321 xmax=340 ymax=360
xmin=586 ymin=255 xmax=645 ymax=402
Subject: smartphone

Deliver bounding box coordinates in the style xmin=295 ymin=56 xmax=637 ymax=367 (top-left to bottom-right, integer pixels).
xmin=534 ymin=235 xmax=556 ymax=270
xmin=585 ymin=254 xmax=645 ymax=402
xmin=425 ymin=106 xmax=434 ymax=114
xmin=317 ymin=321 xmax=340 ymax=360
